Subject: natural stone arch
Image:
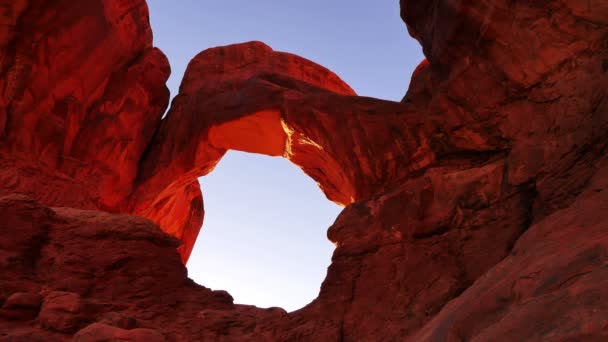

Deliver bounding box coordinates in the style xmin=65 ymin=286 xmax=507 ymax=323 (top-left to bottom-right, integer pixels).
xmin=130 ymin=42 xmax=499 ymax=261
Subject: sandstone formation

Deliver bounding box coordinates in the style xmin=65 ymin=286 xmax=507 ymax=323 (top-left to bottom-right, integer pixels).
xmin=1 ymin=0 xmax=607 ymax=341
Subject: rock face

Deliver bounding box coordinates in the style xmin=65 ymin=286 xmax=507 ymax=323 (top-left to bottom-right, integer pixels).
xmin=0 ymin=0 xmax=607 ymax=341
xmin=0 ymin=0 xmax=170 ymax=211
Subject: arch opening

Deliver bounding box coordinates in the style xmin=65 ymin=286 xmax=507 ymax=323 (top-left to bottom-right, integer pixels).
xmin=190 ymin=151 xmax=342 ymax=311
xmin=139 ymin=0 xmax=426 ymax=312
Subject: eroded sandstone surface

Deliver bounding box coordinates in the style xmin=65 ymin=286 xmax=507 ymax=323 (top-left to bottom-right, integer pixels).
xmin=0 ymin=0 xmax=607 ymax=341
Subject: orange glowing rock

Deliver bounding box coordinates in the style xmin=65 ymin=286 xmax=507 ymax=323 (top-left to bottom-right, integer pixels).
xmin=208 ymin=110 xmax=288 ymax=157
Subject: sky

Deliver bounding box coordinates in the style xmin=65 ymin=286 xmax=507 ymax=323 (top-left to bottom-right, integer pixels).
xmin=147 ymin=0 xmax=424 ymax=312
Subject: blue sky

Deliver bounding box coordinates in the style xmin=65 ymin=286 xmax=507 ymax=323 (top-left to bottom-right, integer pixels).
xmin=147 ymin=0 xmax=423 ymax=311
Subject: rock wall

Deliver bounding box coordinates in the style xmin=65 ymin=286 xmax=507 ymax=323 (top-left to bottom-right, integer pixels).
xmin=0 ymin=0 xmax=607 ymax=341
xmin=0 ymin=0 xmax=170 ymax=210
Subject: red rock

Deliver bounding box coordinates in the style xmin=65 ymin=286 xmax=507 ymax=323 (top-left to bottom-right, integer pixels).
xmin=0 ymin=0 xmax=169 ymax=211
xmin=1 ymin=293 xmax=42 ymax=311
xmin=98 ymin=312 xmax=138 ymax=330
xmin=134 ymin=40 xmax=504 ymax=261
xmin=0 ymin=0 xmax=606 ymax=341
xmin=410 ymin=162 xmax=608 ymax=341
xmin=0 ymin=195 xmax=230 ymax=339
xmin=0 ymin=292 xmax=42 ymax=321
xmin=73 ymin=323 xmax=165 ymax=342
xmin=39 ymin=291 xmax=87 ymax=333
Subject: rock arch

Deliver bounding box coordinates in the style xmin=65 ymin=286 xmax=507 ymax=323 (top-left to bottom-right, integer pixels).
xmin=130 ymin=41 xmax=500 ymax=261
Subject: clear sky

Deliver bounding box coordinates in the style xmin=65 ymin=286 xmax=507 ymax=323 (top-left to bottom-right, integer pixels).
xmin=147 ymin=0 xmax=423 ymax=312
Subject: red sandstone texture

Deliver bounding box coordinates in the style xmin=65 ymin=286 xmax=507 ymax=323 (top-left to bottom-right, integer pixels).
xmin=1 ymin=0 xmax=607 ymax=341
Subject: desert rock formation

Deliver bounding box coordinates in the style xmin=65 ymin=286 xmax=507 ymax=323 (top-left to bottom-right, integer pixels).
xmin=1 ymin=0 xmax=607 ymax=340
